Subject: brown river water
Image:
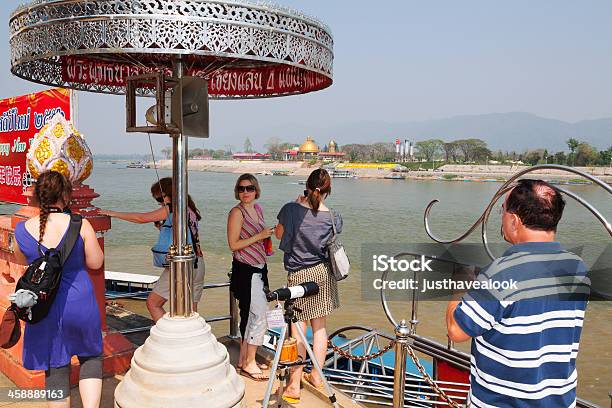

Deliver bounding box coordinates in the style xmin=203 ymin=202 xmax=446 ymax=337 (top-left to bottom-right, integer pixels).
xmin=5 ymin=162 xmax=608 ymax=405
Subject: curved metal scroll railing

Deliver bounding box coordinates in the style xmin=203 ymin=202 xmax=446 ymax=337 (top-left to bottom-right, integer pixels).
xmin=424 ymin=164 xmax=612 ymax=260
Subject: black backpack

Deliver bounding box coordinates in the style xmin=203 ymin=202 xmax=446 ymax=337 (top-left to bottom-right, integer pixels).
xmin=12 ymin=214 xmax=82 ymax=323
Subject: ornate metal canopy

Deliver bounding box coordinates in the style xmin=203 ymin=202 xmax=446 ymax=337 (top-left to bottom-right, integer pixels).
xmin=9 ymin=0 xmax=334 ymax=98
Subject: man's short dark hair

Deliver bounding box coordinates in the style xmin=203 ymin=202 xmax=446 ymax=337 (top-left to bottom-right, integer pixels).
xmin=505 ymin=179 xmax=565 ymax=231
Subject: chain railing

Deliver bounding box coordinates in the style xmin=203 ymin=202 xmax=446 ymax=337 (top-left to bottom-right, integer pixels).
xmin=405 ymin=340 xmax=464 ymax=408
xmin=327 ymin=339 xmax=394 ymax=362
xmin=322 ymin=325 xmax=469 ymax=407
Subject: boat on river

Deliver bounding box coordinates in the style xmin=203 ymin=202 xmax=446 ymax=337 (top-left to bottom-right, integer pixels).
xmin=329 ymin=169 xmax=357 ymax=178
xmin=126 ymin=161 xmax=149 ymax=169
xmin=384 ymin=173 xmax=405 ymax=180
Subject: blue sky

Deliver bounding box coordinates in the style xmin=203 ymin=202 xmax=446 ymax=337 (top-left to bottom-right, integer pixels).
xmin=1 ymin=1 xmax=611 ymax=154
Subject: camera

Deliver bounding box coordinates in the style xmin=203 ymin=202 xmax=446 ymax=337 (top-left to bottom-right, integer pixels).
xmin=265 ymin=282 xmax=319 ymax=302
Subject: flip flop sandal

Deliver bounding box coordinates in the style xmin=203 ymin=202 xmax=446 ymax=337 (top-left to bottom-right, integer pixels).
xmin=238 ymin=362 xmax=269 ymax=371
xmin=303 ymin=373 xmax=324 ymax=390
xmin=240 ymin=369 xmax=269 ymax=382
xmin=281 ymin=394 xmax=300 ymax=404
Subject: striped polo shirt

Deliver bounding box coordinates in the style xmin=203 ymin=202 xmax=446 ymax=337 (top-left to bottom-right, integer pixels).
xmin=454 ymin=242 xmax=589 ymax=408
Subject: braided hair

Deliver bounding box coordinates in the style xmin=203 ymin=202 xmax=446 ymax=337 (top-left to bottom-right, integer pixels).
xmin=305 ymin=169 xmax=331 ymax=212
xmin=32 ymin=171 xmax=73 ymax=244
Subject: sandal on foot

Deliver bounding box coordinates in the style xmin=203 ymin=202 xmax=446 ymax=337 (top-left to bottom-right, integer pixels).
xmin=281 ymin=393 xmax=300 ymax=404
xmin=303 ymin=373 xmax=324 ymax=390
xmin=240 ymin=369 xmax=269 ymax=382
xmin=238 ymin=362 xmax=269 ymax=371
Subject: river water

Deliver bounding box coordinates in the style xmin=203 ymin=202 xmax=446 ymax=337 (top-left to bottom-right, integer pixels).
xmin=8 ymin=162 xmax=611 ymax=405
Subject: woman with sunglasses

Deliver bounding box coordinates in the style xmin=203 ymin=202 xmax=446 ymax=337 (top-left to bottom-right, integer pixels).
xmin=100 ymin=177 xmax=205 ymax=321
xmin=274 ymin=168 xmax=342 ymax=403
xmin=227 ymin=173 xmax=274 ymax=381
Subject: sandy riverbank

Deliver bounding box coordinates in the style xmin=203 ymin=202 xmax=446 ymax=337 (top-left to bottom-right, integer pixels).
xmin=152 ymin=160 xmax=612 ymax=182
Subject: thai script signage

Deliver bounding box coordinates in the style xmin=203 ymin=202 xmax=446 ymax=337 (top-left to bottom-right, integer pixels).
xmin=61 ymin=56 xmax=331 ymax=97
xmin=0 ymin=89 xmax=71 ymax=204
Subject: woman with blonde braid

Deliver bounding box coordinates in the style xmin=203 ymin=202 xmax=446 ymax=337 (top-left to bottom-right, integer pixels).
xmin=13 ymin=171 xmax=104 ymax=408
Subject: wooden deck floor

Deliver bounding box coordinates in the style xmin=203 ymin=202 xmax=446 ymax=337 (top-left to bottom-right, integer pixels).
xmin=0 ymin=303 xmax=361 ymax=408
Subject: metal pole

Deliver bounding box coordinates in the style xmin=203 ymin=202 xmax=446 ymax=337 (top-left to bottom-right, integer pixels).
xmin=410 ymin=270 xmax=419 ymax=335
xmin=393 ymin=320 xmax=410 ymax=408
xmin=169 ymin=57 xmax=194 ymax=317
xmin=70 ymin=90 xmax=78 ymax=128
xmin=262 ymin=324 xmax=287 ymax=407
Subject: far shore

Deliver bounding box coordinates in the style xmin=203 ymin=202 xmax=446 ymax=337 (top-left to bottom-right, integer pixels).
xmin=147 ymin=159 xmax=612 ymax=183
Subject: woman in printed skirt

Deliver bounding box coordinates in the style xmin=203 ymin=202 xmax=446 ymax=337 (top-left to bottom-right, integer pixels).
xmin=227 ymin=173 xmax=274 ymax=381
xmin=275 ymin=168 xmax=342 ymax=402
xmin=100 ymin=177 xmax=205 ymax=321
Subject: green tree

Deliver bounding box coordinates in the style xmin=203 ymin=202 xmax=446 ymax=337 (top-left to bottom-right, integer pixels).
xmin=566 ymin=138 xmax=580 ymax=154
xmin=472 ymin=146 xmax=492 ymax=162
xmin=188 ymin=148 xmax=204 ymax=158
xmin=553 ymin=151 xmax=566 ymax=165
xmin=244 ymin=138 xmax=254 ymax=153
xmin=442 ymin=142 xmax=459 ymax=162
xmin=415 ymin=139 xmax=444 ymax=162
xmin=264 ymin=137 xmax=296 ymax=160
xmin=525 ymin=151 xmax=542 ymax=166
xmin=161 ymin=146 xmax=172 ymax=159
xmin=597 ymin=146 xmax=612 ymax=166
xmin=454 ymin=139 xmax=488 ymax=162
xmin=574 ymin=143 xmax=599 ymax=166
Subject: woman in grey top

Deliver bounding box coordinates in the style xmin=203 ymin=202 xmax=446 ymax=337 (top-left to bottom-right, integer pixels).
xmin=275 ymin=168 xmax=342 ymax=402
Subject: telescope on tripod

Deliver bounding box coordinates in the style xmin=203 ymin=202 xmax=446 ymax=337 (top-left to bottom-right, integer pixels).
xmin=262 ymin=282 xmax=339 ymax=407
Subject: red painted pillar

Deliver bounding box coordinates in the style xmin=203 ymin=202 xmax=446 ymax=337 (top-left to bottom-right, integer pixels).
xmin=69 ymin=184 xmax=110 ymax=330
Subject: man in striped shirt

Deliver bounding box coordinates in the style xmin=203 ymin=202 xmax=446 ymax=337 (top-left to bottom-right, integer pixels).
xmin=446 ymin=179 xmax=589 ymax=407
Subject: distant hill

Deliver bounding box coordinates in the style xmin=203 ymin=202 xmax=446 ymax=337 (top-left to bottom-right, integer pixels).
xmin=320 ymin=113 xmax=611 ymax=152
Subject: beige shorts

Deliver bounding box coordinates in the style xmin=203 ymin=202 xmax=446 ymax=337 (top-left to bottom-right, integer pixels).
xmin=152 ymin=257 xmax=205 ymax=302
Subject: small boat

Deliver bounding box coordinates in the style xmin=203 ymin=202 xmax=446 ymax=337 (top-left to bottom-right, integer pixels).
xmin=329 ymin=169 xmax=356 ymax=178
xmin=384 ymin=173 xmax=405 ymax=180
xmin=272 ymin=169 xmax=291 ymax=176
xmin=256 ymin=171 xmax=273 ymax=176
xmin=298 ymin=179 xmax=306 ymax=185
xmin=126 ymin=161 xmax=147 ymax=169
xmin=105 ymin=270 xmax=158 ymax=300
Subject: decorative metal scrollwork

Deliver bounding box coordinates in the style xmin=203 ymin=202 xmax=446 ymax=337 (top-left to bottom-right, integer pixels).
xmin=10 ymin=0 xmax=334 ymax=98
xmin=424 ymin=164 xmax=612 ymax=260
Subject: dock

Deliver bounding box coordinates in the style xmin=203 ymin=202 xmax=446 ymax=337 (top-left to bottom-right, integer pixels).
xmin=0 ymin=302 xmax=361 ymax=408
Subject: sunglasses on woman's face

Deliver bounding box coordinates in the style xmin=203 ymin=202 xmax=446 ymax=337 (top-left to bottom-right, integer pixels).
xmin=155 ymin=196 xmax=164 ymax=203
xmin=237 ymin=185 xmax=256 ymax=193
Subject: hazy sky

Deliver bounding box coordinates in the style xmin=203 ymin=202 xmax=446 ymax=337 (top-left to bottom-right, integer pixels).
xmin=1 ymin=1 xmax=611 ymax=154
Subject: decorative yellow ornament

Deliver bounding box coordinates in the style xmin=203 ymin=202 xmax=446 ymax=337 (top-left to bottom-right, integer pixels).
xmin=52 ymin=124 xmax=65 ymax=138
xmin=26 ymin=112 xmax=93 ymax=184
xmin=35 ymin=139 xmax=52 ymax=165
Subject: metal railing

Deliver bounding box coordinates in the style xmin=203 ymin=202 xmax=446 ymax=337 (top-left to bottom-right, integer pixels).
xmin=112 ymin=270 xmax=239 ymax=337
xmin=323 ymin=326 xmax=470 ymax=407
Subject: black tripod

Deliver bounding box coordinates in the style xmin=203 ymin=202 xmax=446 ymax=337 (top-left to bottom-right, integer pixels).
xmin=261 ymin=299 xmax=338 ymax=407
